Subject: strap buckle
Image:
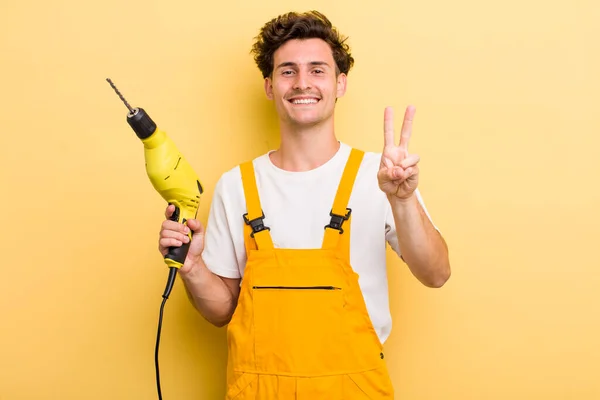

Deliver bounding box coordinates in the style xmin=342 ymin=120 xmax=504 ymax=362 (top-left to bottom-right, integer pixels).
xmin=243 ymin=211 xmax=270 ymax=238
xmin=325 ymin=208 xmax=352 ymax=234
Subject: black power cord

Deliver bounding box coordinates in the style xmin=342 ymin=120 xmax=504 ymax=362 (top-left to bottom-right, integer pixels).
xmin=155 ymin=267 xmax=178 ymax=400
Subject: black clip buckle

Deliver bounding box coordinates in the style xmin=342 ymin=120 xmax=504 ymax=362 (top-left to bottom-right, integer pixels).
xmin=325 ymin=208 xmax=352 ymax=234
xmin=243 ymin=211 xmax=270 ymax=238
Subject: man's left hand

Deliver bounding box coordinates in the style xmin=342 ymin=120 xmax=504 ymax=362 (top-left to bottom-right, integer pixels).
xmin=377 ymin=105 xmax=420 ymax=200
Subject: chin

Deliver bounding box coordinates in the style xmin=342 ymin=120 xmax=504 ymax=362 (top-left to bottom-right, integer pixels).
xmin=288 ymin=116 xmax=325 ymax=127
xmin=287 ymin=110 xmax=332 ymax=127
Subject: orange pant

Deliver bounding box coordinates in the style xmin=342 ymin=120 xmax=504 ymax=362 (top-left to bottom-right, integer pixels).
xmin=225 ymin=149 xmax=394 ymax=399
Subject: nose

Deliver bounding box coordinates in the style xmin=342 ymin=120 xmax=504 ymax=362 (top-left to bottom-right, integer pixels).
xmin=293 ymin=70 xmax=311 ymax=90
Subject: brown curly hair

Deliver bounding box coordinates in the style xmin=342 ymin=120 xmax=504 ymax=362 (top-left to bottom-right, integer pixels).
xmin=251 ymin=10 xmax=355 ymax=79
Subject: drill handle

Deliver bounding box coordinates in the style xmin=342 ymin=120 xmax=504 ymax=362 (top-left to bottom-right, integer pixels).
xmin=164 ymin=204 xmax=192 ymax=268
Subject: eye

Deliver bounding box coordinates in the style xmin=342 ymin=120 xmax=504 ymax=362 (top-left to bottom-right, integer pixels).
xmin=313 ymin=69 xmax=324 ymax=74
xmin=282 ymin=70 xmax=294 ymax=76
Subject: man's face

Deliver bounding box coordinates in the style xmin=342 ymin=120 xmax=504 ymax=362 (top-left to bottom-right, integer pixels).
xmin=265 ymin=38 xmax=347 ymax=128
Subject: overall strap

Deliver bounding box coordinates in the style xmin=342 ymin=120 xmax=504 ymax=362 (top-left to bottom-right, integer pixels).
xmin=240 ymin=160 xmax=274 ymax=251
xmin=322 ymin=148 xmax=365 ymax=254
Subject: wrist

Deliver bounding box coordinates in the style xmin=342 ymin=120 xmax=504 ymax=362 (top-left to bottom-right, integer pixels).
xmin=387 ymin=192 xmax=418 ymax=208
xmin=177 ymin=258 xmax=206 ymax=282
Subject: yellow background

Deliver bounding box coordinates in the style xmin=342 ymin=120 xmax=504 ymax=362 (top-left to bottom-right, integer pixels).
xmin=1 ymin=0 xmax=599 ymax=398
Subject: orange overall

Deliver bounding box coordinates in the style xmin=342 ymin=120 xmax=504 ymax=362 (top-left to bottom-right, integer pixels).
xmin=225 ymin=148 xmax=395 ymax=399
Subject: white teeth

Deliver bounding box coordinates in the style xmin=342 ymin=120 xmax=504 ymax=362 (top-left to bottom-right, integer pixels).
xmin=291 ymin=98 xmax=318 ymax=104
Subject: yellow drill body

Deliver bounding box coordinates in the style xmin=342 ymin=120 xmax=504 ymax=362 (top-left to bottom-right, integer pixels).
xmin=141 ymin=127 xmax=203 ymax=269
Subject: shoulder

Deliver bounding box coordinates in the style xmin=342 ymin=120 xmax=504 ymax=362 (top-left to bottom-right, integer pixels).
xmin=211 ymin=153 xmax=276 ymax=216
xmin=214 ymin=152 xmax=271 ymax=194
xmin=359 ymin=149 xmax=382 ymax=172
xmin=337 ymin=143 xmax=381 ymax=170
xmin=340 ymin=143 xmax=381 ymax=168
xmin=215 ymin=164 xmax=240 ymax=193
xmin=346 ymin=145 xmax=382 ymax=185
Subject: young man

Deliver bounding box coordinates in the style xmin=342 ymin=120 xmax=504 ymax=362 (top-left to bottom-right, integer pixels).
xmin=159 ymin=10 xmax=450 ymax=399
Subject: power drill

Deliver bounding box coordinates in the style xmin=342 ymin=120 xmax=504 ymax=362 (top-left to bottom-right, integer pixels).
xmin=106 ymin=78 xmax=203 ymax=399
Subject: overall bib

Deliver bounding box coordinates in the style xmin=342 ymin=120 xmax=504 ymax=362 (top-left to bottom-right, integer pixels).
xmin=225 ymin=148 xmax=395 ymax=399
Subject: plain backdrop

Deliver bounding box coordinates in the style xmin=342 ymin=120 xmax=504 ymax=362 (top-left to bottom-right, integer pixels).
xmin=1 ymin=0 xmax=599 ymax=398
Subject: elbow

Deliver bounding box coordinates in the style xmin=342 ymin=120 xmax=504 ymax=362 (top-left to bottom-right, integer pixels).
xmin=414 ymin=256 xmax=450 ymax=288
xmin=212 ymin=319 xmax=229 ymax=328
xmin=207 ymin=309 xmax=236 ymax=328
xmin=425 ymin=241 xmax=451 ymax=288
xmin=207 ymin=315 xmax=232 ymax=328
xmin=427 ymin=272 xmax=450 ymax=288
xmin=195 ymin=306 xmax=235 ymax=328
xmin=426 ymin=262 xmax=451 ymax=288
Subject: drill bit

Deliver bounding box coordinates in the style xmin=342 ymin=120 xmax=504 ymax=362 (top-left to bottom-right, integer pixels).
xmin=106 ymin=78 xmax=134 ymax=114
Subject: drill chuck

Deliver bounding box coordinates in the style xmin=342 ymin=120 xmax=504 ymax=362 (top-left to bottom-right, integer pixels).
xmin=106 ymin=78 xmax=156 ymax=139
xmin=127 ymin=107 xmax=157 ymax=140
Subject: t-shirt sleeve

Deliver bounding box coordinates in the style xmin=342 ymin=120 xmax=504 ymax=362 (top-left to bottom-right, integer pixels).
xmin=385 ymin=188 xmax=439 ymax=258
xmin=201 ymin=174 xmax=243 ymax=279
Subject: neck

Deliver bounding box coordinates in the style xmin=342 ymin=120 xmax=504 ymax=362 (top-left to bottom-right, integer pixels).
xmin=270 ymin=118 xmax=340 ymax=172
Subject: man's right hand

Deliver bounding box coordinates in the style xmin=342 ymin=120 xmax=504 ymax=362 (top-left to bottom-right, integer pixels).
xmin=158 ymin=204 xmax=241 ymax=327
xmin=159 ymin=204 xmax=205 ymax=274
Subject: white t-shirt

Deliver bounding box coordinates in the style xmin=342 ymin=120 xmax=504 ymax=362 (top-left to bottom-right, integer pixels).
xmin=202 ymin=142 xmax=436 ymax=344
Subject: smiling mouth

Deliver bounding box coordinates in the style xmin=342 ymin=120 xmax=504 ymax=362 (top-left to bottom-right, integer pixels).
xmin=288 ymin=98 xmax=320 ymax=105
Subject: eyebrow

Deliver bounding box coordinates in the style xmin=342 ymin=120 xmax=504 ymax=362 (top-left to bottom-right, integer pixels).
xmin=275 ymin=61 xmax=331 ymax=69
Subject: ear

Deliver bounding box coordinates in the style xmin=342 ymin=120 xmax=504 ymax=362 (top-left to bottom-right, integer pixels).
xmin=264 ymin=77 xmax=274 ymax=100
xmin=336 ymin=73 xmax=347 ymax=99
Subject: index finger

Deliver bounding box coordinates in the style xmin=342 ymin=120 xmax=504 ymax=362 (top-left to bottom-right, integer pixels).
xmin=164 ymin=204 xmax=175 ymax=219
xmin=399 ymin=105 xmax=416 ymax=150
xmin=162 ymin=218 xmax=189 ymax=234
xmin=383 ymin=106 xmax=395 ymax=147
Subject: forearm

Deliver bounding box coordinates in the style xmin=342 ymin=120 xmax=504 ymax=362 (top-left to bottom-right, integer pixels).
xmin=388 ymin=193 xmax=451 ymax=288
xmin=178 ymin=261 xmax=237 ymax=327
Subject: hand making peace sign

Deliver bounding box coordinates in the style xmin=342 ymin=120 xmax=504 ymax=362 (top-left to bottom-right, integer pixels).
xmin=377 ymin=106 xmax=421 ymax=200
